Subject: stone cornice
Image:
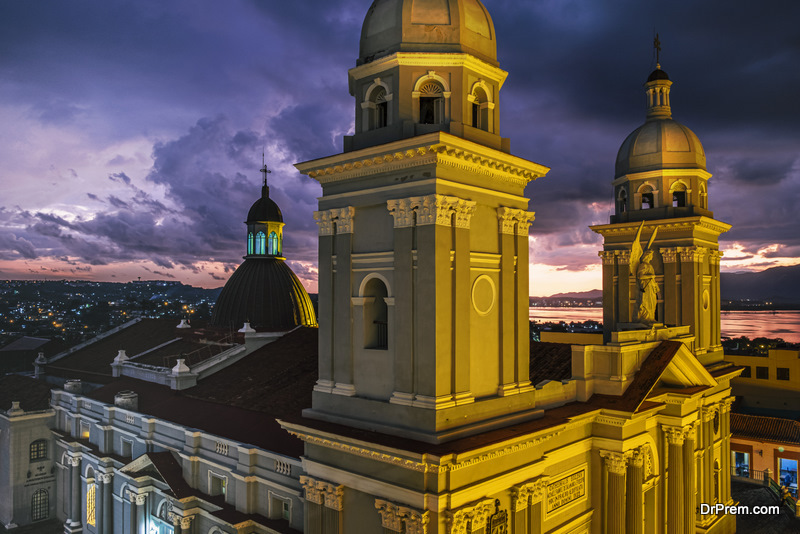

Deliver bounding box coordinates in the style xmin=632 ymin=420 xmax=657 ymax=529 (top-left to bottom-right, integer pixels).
xmin=349 ymin=52 xmax=508 ymax=88
xmin=296 ymin=132 xmax=549 ymax=189
xmin=590 ymin=216 xmax=731 ymax=237
xmin=280 ymin=419 xmax=562 ymax=474
xmin=612 ymin=167 xmax=713 ymax=187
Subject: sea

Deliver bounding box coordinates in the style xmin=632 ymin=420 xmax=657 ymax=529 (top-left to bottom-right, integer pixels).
xmin=529 ymin=307 xmax=800 ymax=344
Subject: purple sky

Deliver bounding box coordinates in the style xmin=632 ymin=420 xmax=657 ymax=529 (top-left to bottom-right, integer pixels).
xmin=1 ymin=0 xmax=798 ymax=295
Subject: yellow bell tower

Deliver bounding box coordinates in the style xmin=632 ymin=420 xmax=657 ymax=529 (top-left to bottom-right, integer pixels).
xmin=591 ymin=61 xmax=730 ymax=364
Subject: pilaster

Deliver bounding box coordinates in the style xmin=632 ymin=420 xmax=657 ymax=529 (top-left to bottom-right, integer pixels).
xmin=663 ymin=425 xmax=686 ymax=534
xmin=600 ymin=450 xmax=628 ymax=534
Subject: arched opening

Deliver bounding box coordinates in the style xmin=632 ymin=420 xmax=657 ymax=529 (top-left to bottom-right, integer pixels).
xmin=618 ymin=188 xmax=628 ymax=213
xmin=372 ymin=87 xmax=388 ymax=129
xmin=672 ymin=182 xmax=687 ymax=207
xmin=247 ymin=232 xmax=254 ymax=255
xmin=255 ymin=231 xmax=266 ymax=255
xmin=31 ymin=489 xmax=48 ymax=521
xmin=471 ymin=86 xmax=490 ymax=131
xmin=640 ymin=185 xmax=654 ymax=210
xmin=268 ymin=231 xmax=279 ymax=255
xmin=700 ymin=184 xmax=708 ymax=209
xmin=363 ymin=277 xmax=388 ymax=349
xmin=419 ymin=82 xmax=444 ymax=125
xmin=86 ymin=480 xmax=96 ymax=526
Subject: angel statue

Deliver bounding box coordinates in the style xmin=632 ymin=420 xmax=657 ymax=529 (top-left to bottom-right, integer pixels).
xmin=630 ymin=221 xmax=659 ymax=325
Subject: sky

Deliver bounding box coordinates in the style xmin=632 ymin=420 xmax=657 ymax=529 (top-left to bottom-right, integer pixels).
xmin=1 ymin=0 xmax=798 ymax=296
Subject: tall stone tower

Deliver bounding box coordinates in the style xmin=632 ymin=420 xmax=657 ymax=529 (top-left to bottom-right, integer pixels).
xmin=296 ymin=0 xmax=549 ymax=442
xmin=591 ymin=63 xmax=730 ymax=364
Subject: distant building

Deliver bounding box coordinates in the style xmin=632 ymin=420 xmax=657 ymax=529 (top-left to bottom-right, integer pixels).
xmin=724 ymin=348 xmax=800 ymax=417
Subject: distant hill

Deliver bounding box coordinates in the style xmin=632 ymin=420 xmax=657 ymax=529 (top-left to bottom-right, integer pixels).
xmin=544 ymin=289 xmax=603 ymax=299
xmin=721 ymin=264 xmax=800 ymax=304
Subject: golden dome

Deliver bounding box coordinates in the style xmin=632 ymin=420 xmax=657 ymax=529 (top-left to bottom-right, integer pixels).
xmin=615 ymin=118 xmax=706 ymax=178
xmin=359 ymin=0 xmax=497 ymax=66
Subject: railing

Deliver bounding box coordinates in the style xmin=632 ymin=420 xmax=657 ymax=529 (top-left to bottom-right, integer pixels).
xmin=731 ymin=466 xmax=766 ymax=483
xmin=373 ymin=321 xmax=388 ymax=350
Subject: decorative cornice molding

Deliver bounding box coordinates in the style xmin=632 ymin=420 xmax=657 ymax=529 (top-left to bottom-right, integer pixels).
xmin=591 ymin=217 xmax=731 ymax=237
xmin=298 ymin=136 xmax=548 ymax=189
xmin=350 ymin=52 xmax=508 ymax=88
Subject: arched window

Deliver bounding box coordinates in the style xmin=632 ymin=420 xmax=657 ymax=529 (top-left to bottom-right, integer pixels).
xmin=372 ymin=87 xmax=388 ymax=129
xmin=268 ymin=231 xmax=279 ymax=255
xmin=30 ymin=439 xmax=47 ymax=462
xmin=247 ymin=232 xmax=254 ymax=255
xmin=618 ymin=188 xmax=628 ymax=213
xmin=471 ymin=86 xmax=489 ymax=131
xmin=31 ymin=489 xmax=48 ymax=521
xmin=255 ymin=232 xmax=266 ymax=255
xmin=419 ymin=82 xmax=444 ymax=125
xmin=86 ymin=482 xmax=96 ymax=526
xmin=640 ymin=185 xmax=654 ymax=210
xmin=671 ymin=182 xmax=687 ymax=207
xmin=700 ymin=184 xmax=708 ymax=209
xmin=363 ymin=277 xmax=389 ymax=350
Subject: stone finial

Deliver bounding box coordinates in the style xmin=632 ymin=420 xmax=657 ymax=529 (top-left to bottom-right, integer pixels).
xmin=176 ymin=319 xmax=190 ymax=329
xmin=171 ymin=359 xmax=191 ymax=375
xmin=238 ymin=322 xmax=256 ymax=333
xmin=113 ymin=350 xmax=129 ymax=363
xmin=7 ymin=401 xmax=24 ymax=416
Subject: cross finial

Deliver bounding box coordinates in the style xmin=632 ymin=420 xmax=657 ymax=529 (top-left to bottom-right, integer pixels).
xmin=654 ymin=33 xmax=662 ymax=65
xmin=260 ymin=158 xmax=271 ymax=188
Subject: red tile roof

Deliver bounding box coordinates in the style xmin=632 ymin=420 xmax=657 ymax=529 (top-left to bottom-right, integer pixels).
xmin=0 ymin=374 xmax=54 ymax=412
xmin=731 ymin=413 xmax=800 ymax=445
xmin=529 ymin=342 xmax=572 ymax=384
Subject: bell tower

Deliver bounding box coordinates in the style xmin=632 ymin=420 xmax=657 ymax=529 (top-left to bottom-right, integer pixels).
xmin=296 ymin=0 xmax=549 ymax=442
xmin=591 ymin=60 xmax=730 ymax=364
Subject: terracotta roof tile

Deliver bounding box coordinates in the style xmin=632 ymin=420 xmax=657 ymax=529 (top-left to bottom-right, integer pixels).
xmin=0 ymin=374 xmax=54 ymax=412
xmin=529 ymin=342 xmax=572 ymax=384
xmin=731 ymin=413 xmax=800 ymax=445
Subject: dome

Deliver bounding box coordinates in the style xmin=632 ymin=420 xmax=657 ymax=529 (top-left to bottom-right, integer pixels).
xmin=647 ymin=67 xmax=669 ymax=82
xmin=247 ymin=185 xmax=283 ymax=223
xmin=211 ymin=258 xmax=317 ymax=331
xmin=615 ymin=119 xmax=706 ymax=178
xmin=359 ymin=0 xmax=497 ymax=66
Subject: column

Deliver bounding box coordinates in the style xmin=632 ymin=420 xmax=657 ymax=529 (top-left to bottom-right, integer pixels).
xmin=514 ymin=210 xmax=534 ymax=391
xmin=661 ymin=248 xmax=678 ymax=326
xmin=135 ymin=493 xmax=147 ymax=534
xmin=65 ymin=455 xmax=82 ymax=532
xmin=412 ymin=195 xmax=455 ymax=407
xmin=322 ymin=485 xmax=344 ymax=534
xmin=721 ymin=399 xmax=733 ymax=503
xmin=600 ymin=451 xmax=627 ymax=534
xmin=617 ymin=250 xmax=632 ymax=323
xmin=627 ymin=448 xmax=644 ymax=534
xmin=663 ymin=426 xmax=685 ymax=534
xmin=498 ymin=208 xmax=518 ymax=394
xmin=181 ymin=516 xmax=193 ymax=534
xmin=96 ymin=475 xmax=104 ymax=533
xmin=387 ymin=199 xmax=415 ymax=405
xmin=101 ymin=473 xmax=113 ymax=534
xmin=332 ymin=206 xmax=355 ymax=396
xmin=684 ymin=425 xmax=697 ymax=534
xmin=300 ymin=476 xmax=323 ymax=534
xmin=679 ymin=247 xmax=699 ymax=343
xmin=452 ymin=198 xmax=475 ymax=403
xmin=710 ymin=251 xmax=722 ymax=349
xmin=599 ymin=250 xmax=616 ymax=340
xmin=170 ymin=513 xmax=183 ymax=534
xmin=127 ymin=491 xmax=136 ymax=534
xmin=313 ymin=210 xmax=335 ymax=393
xmin=511 ymin=479 xmax=544 ymax=534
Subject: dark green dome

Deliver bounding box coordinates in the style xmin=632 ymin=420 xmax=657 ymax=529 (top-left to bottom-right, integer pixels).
xmin=647 ymin=68 xmax=669 ymax=82
xmin=211 ymin=257 xmax=317 ymax=331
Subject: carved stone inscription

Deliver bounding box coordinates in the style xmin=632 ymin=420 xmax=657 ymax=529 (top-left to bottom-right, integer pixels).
xmin=546 ymin=470 xmax=585 ymax=512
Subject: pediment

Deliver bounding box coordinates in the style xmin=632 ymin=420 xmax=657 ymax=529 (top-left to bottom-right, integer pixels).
xmin=656 ymin=343 xmax=717 ymax=389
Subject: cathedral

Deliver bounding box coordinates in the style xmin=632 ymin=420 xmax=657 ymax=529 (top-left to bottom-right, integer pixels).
xmin=0 ymin=0 xmax=743 ymax=533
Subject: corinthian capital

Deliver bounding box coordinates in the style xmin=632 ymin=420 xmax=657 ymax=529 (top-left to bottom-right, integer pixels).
xmin=662 ymin=425 xmax=686 ymax=445
xmin=332 ymin=206 xmax=355 ymax=234
xmin=452 ymin=199 xmax=477 ymax=229
xmin=387 ymin=198 xmax=416 ymax=228
xmin=412 ymin=194 xmax=456 ymax=226
xmin=313 ymin=210 xmax=334 ymax=236
xmin=497 ymin=207 xmax=534 ymax=235
xmin=599 ymin=450 xmax=628 ymax=475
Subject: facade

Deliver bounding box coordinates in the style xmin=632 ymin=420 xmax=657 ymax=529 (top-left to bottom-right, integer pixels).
xmin=283 ymin=1 xmax=741 ymax=533
xmin=730 ymin=413 xmax=799 ymax=498
xmin=724 ymin=348 xmax=800 ymax=416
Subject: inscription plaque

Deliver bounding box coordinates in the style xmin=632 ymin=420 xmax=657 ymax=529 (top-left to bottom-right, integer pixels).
xmin=546 ymin=470 xmax=585 ymax=512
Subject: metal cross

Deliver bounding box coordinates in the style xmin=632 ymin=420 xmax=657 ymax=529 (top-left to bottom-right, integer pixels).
xmin=654 ymin=33 xmax=662 ymax=64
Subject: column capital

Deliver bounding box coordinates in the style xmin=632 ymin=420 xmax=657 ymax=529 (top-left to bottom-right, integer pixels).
xmin=497 ymin=207 xmax=534 ymax=235
xmin=99 ymin=473 xmax=113 ymax=484
xmin=678 ymin=245 xmax=707 ymax=263
xmin=299 ymin=475 xmax=323 ymax=505
xmin=180 ymin=516 xmax=193 ymax=530
xmin=720 ymin=397 xmax=734 ymax=413
xmin=313 ymin=210 xmax=334 ymax=236
xmin=412 ymin=194 xmax=456 ymax=226
xmin=66 ymin=455 xmax=82 ymax=467
xmin=659 ymin=246 xmax=678 ymax=263
xmin=168 ymin=512 xmax=181 ymax=526
xmin=452 ymin=199 xmax=477 ymax=229
xmin=617 ymin=250 xmax=632 ymax=265
xmin=701 ymin=404 xmax=719 ymax=422
xmin=599 ymin=250 xmax=616 ymax=265
xmin=512 ymin=478 xmax=546 ymax=511
xmin=134 ymin=493 xmax=147 ymax=506
xmin=323 ymin=485 xmax=344 ymax=511
xmin=599 ymin=450 xmax=628 ymax=475
xmin=447 ymin=499 xmax=495 ymax=534
xmin=628 ymin=447 xmax=645 ymax=468
xmin=331 ymin=206 xmax=355 ymax=234
xmin=375 ymin=500 xmax=403 ymax=532
xmin=662 ymin=425 xmax=686 ymax=445
xmin=402 ymin=508 xmax=430 ymax=534
xmin=387 ymin=198 xmax=416 ymax=228
xmin=709 ymin=249 xmax=723 ymax=265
